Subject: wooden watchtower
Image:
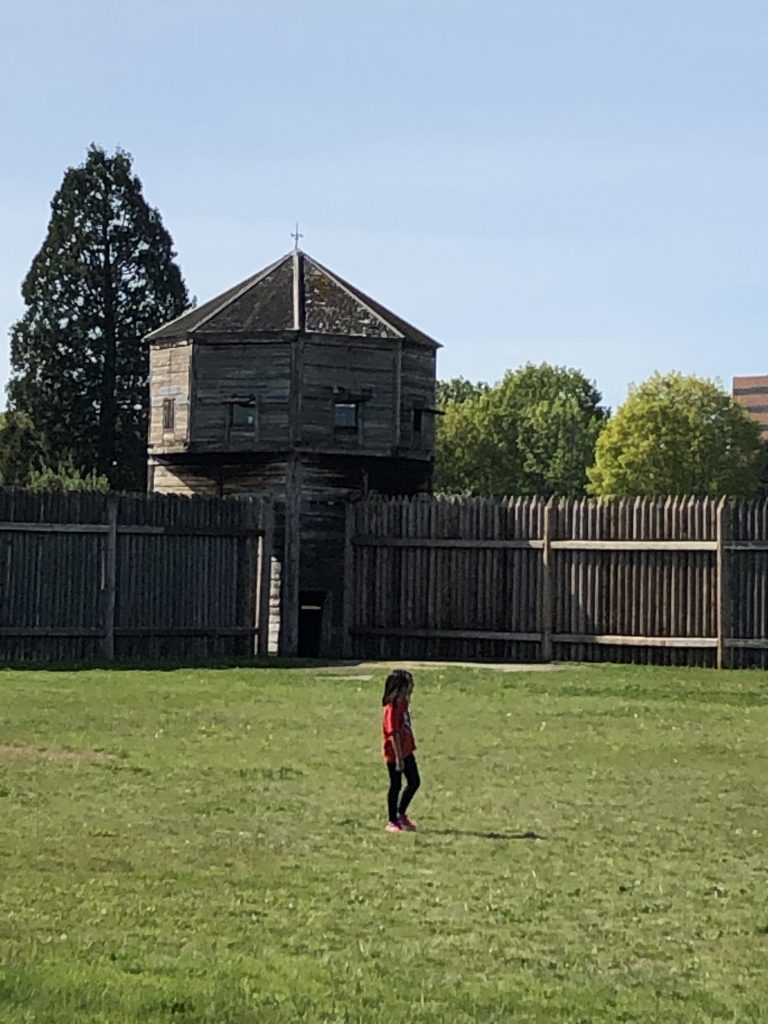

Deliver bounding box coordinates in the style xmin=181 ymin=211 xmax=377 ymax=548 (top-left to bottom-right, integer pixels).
xmin=146 ymin=248 xmax=440 ymax=656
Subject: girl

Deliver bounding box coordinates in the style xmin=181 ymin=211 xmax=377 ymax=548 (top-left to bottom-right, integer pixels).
xmin=381 ymin=668 xmax=420 ymax=832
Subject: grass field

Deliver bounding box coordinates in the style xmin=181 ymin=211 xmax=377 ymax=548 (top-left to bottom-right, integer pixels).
xmin=1 ymin=661 xmax=767 ymax=1023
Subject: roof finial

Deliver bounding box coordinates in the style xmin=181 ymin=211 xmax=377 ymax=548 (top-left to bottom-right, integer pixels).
xmin=291 ymin=221 xmax=304 ymax=251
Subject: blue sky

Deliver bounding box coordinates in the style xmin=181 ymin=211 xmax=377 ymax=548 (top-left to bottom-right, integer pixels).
xmin=1 ymin=0 xmax=766 ymax=411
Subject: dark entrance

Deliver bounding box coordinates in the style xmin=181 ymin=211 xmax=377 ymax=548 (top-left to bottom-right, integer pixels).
xmin=298 ymin=591 xmax=326 ymax=657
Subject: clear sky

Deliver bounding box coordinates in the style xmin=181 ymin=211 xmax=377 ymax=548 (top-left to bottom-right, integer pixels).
xmin=1 ymin=0 xmax=766 ymax=411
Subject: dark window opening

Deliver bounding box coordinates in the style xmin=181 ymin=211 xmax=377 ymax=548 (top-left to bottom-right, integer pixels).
xmin=412 ymin=408 xmax=423 ymax=434
xmin=298 ymin=591 xmax=326 ymax=657
xmin=230 ymin=402 xmax=256 ymax=432
xmin=162 ymin=398 xmax=175 ymax=431
xmin=334 ymin=401 xmax=359 ymax=431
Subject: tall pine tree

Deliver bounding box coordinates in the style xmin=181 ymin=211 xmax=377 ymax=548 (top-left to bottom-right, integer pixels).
xmin=5 ymin=145 xmax=189 ymax=491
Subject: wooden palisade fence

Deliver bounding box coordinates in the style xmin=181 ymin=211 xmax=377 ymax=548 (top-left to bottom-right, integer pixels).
xmin=344 ymin=495 xmax=768 ymax=669
xmin=0 ymin=489 xmax=273 ymax=662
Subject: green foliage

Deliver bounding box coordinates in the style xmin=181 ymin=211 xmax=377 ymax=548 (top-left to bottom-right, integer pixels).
xmin=0 ymin=663 xmax=767 ymax=1022
xmin=588 ymin=371 xmax=765 ymax=498
xmin=435 ymin=362 xmax=608 ymax=497
xmin=26 ymin=458 xmax=110 ymax=493
xmin=435 ymin=375 xmax=489 ymax=406
xmin=5 ymin=144 xmax=189 ymax=492
xmin=0 ymin=410 xmax=45 ymax=486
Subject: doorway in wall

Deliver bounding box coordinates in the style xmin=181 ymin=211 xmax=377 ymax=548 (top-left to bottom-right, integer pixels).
xmin=298 ymin=591 xmax=327 ymax=657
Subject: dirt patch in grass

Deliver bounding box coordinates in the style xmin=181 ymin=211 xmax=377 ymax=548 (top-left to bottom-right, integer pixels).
xmin=0 ymin=745 xmax=115 ymax=763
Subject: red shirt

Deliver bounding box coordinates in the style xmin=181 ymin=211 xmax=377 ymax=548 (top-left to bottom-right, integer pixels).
xmin=382 ymin=699 xmax=416 ymax=763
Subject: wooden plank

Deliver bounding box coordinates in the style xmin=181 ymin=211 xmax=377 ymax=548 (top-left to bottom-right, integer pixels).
xmin=551 ymin=539 xmax=717 ymax=552
xmin=353 ymin=626 xmax=543 ymax=642
xmin=114 ymin=627 xmax=260 ymax=637
xmin=0 ymin=522 xmax=262 ymax=538
xmin=553 ymin=633 xmax=718 ymax=648
xmin=342 ymin=503 xmax=355 ymax=658
xmin=0 ymin=627 xmax=104 ymax=637
xmin=717 ymin=498 xmax=730 ymax=669
xmin=101 ymin=498 xmax=118 ymax=660
xmin=540 ymin=499 xmax=554 ymax=661
xmin=353 ymin=537 xmax=544 ymax=550
xmin=118 ymin=525 xmax=264 ymax=538
xmin=257 ymin=500 xmax=274 ymax=656
xmin=351 ymin=536 xmax=718 ymax=552
xmin=281 ymin=458 xmax=301 ymax=655
xmin=393 ymin=340 xmax=402 ymax=447
xmin=0 ymin=522 xmax=111 ymax=534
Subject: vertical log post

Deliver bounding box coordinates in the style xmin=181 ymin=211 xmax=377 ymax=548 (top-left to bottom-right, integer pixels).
xmin=540 ymin=497 xmax=555 ymax=662
xmin=101 ymin=496 xmax=118 ymax=661
xmin=257 ymin=499 xmax=274 ymax=656
xmin=342 ymin=502 xmax=355 ymax=659
xmin=281 ymin=459 xmax=301 ymax=656
xmin=716 ymin=497 xmax=730 ymax=670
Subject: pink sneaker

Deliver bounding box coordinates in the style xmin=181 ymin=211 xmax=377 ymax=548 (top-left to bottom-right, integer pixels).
xmin=386 ymin=821 xmax=404 ymax=832
xmin=398 ymin=814 xmax=417 ymax=831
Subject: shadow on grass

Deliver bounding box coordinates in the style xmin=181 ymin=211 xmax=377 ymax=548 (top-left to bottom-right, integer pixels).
xmin=424 ymin=828 xmax=545 ymax=841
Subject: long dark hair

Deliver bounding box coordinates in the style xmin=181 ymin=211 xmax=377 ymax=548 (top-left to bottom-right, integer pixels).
xmin=381 ymin=669 xmax=412 ymax=706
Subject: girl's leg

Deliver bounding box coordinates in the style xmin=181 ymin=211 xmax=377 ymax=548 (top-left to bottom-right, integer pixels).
xmin=398 ymin=755 xmax=421 ymax=817
xmin=387 ymin=762 xmax=402 ymax=823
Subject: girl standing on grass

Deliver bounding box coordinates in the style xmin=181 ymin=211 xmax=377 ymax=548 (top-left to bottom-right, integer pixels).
xmin=381 ymin=668 xmax=420 ymax=832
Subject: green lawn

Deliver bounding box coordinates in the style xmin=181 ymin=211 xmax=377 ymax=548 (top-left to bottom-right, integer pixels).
xmin=1 ymin=661 xmax=767 ymax=1023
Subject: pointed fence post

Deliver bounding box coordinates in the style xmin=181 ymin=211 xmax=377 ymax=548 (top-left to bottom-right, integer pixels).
xmin=716 ymin=497 xmax=730 ymax=670
xmin=540 ymin=498 xmax=555 ymax=662
xmin=101 ymin=496 xmax=118 ymax=661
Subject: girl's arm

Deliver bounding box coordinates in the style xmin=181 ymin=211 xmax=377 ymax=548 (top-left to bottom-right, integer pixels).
xmin=392 ymin=733 xmax=404 ymax=772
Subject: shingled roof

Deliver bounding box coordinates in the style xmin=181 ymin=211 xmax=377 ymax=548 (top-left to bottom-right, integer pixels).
xmin=147 ymin=251 xmax=440 ymax=348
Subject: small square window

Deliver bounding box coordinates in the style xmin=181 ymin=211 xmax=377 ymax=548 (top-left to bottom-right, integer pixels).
xmin=162 ymin=398 xmax=175 ymax=431
xmin=412 ymin=408 xmax=423 ymax=434
xmin=334 ymin=402 xmax=359 ymax=430
xmin=230 ymin=403 xmax=256 ymax=431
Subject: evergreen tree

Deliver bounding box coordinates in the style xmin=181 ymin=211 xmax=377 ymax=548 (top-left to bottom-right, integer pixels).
xmin=5 ymin=145 xmax=189 ymax=491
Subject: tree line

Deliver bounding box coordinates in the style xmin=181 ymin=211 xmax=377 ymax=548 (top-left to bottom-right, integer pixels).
xmin=3 ymin=145 xmax=765 ymax=499
xmin=435 ymin=368 xmax=766 ymax=499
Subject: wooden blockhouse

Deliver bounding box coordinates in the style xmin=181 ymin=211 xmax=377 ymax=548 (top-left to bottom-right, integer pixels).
xmin=146 ymin=249 xmax=440 ymax=656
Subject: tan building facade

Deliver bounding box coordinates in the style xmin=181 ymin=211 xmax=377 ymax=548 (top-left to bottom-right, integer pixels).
xmin=733 ymin=375 xmax=768 ymax=436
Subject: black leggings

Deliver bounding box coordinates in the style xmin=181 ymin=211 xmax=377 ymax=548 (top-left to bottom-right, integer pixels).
xmin=387 ymin=754 xmax=420 ymax=823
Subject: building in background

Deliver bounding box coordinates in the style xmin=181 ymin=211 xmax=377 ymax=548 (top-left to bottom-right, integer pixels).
xmin=733 ymin=375 xmax=768 ymax=437
xmin=146 ymin=248 xmax=440 ymax=657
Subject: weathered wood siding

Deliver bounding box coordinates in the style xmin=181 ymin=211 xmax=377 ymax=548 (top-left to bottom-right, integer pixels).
xmin=301 ymin=335 xmax=399 ymax=452
xmin=345 ymin=495 xmax=768 ymax=668
xmin=150 ymin=452 xmax=433 ymax=656
xmin=154 ymin=334 xmax=436 ymax=461
xmin=150 ymin=463 xmax=218 ymax=497
xmin=148 ymin=343 xmax=192 ymax=452
xmin=189 ymin=340 xmax=292 ymax=451
xmin=400 ymin=344 xmax=437 ymax=453
xmin=0 ymin=489 xmax=272 ymax=663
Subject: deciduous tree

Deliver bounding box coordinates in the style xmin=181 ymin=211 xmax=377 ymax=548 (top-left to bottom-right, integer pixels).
xmin=588 ymin=371 xmax=764 ymax=498
xmin=435 ymin=363 xmax=608 ymax=497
